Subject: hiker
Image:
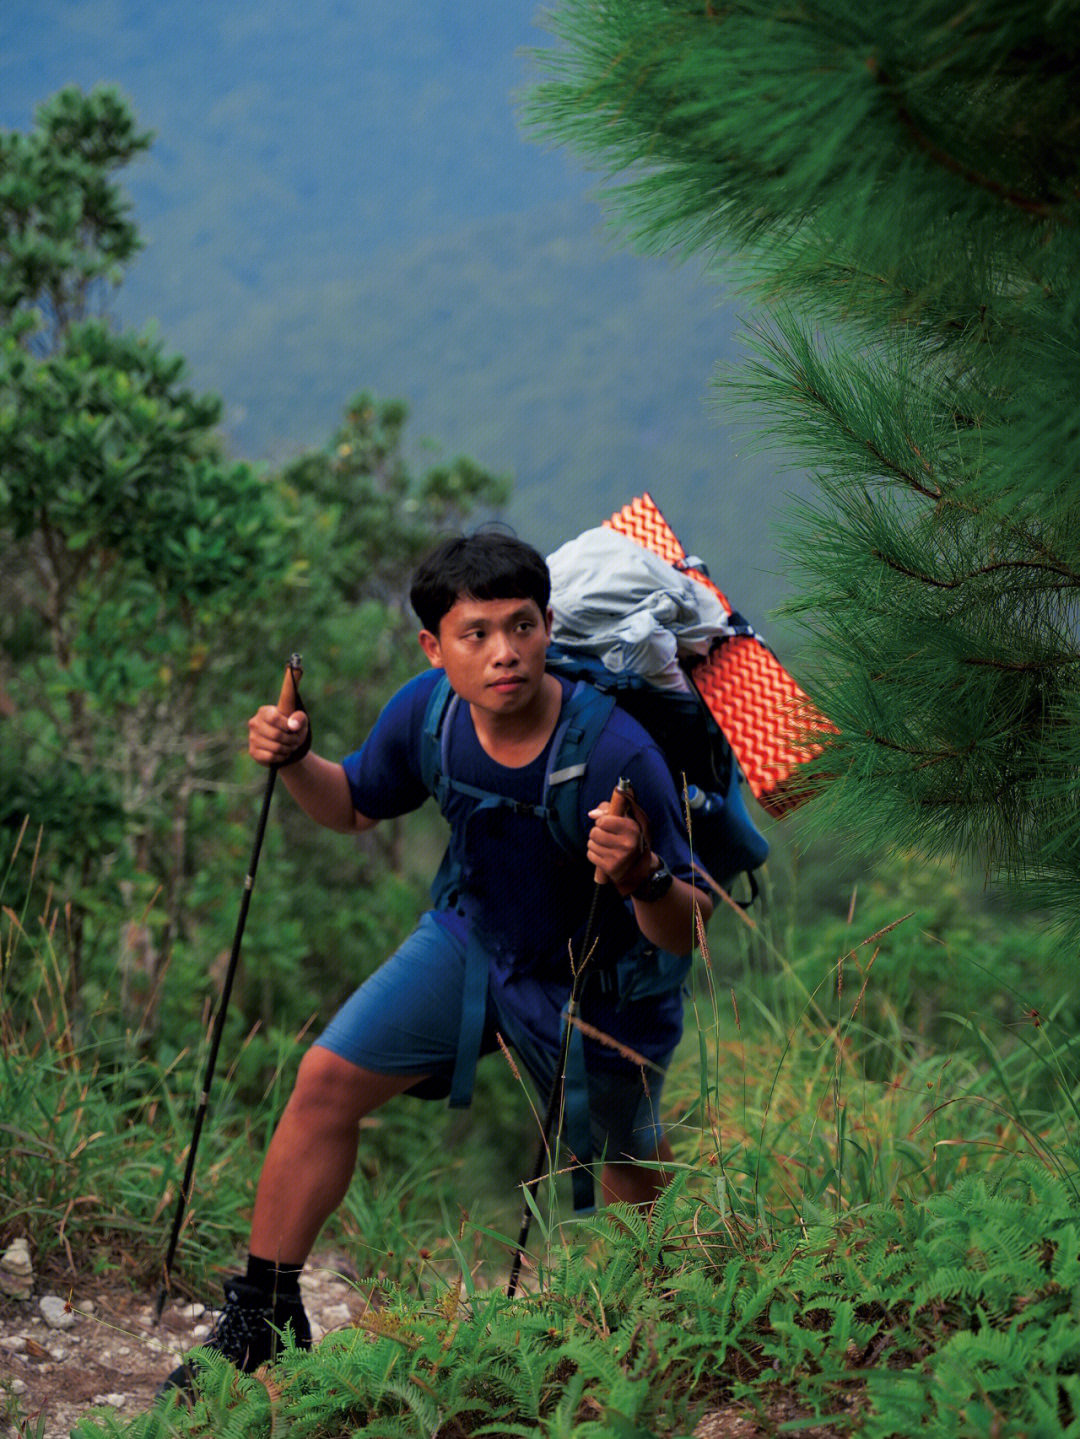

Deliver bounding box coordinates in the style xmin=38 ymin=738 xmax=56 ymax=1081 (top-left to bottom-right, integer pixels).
xmin=162 ymin=531 xmax=712 ymax=1390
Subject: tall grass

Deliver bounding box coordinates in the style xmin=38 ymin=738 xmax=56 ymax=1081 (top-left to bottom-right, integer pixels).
xmin=0 ymin=829 xmax=500 ymax=1295
xmin=6 ymin=827 xmax=1080 ymax=1436
xmin=665 ymin=885 xmax=1080 ymax=1233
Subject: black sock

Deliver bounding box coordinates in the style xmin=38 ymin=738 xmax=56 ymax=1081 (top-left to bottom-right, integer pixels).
xmin=246 ymin=1253 xmax=303 ymax=1299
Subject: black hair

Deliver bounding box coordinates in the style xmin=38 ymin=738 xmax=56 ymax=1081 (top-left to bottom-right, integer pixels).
xmin=410 ymin=531 xmax=551 ymax=634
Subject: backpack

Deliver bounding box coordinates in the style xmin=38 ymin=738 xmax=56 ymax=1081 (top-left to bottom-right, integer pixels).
xmin=544 ymin=520 xmax=770 ymax=901
xmin=543 ymin=645 xmax=769 ymax=902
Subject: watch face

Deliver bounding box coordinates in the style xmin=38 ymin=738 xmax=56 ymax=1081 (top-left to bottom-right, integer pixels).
xmin=636 ymin=858 xmax=674 ymax=902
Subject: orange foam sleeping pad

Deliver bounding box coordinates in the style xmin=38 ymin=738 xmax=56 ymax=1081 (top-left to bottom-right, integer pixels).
xmin=603 ymin=492 xmax=827 ymax=817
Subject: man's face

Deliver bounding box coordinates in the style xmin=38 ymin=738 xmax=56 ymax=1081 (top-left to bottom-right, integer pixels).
xmin=419 ymin=594 xmax=552 ymax=714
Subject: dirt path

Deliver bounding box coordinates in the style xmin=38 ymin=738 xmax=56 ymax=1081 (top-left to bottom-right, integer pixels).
xmin=0 ymin=1249 xmax=370 ymax=1438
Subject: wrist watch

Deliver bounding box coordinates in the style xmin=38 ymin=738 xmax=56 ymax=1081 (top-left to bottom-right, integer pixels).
xmin=631 ymin=853 xmax=674 ymax=903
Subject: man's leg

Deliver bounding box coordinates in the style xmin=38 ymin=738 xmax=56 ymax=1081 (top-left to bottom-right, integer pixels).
xmin=160 ymin=913 xmax=468 ymax=1396
xmin=250 ymin=911 xmax=470 ymax=1265
xmin=159 ymin=1050 xmax=426 ymax=1395
xmin=249 ymin=1047 xmax=426 ymax=1264
xmin=600 ymin=1134 xmax=674 ymax=1208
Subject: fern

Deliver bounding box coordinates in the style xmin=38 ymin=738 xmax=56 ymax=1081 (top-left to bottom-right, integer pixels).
xmin=71 ymin=1157 xmax=1080 ymax=1439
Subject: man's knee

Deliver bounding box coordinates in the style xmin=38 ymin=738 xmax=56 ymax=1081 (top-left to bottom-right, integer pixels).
xmin=600 ymin=1135 xmax=674 ymax=1207
xmin=289 ymin=1046 xmax=426 ymax=1126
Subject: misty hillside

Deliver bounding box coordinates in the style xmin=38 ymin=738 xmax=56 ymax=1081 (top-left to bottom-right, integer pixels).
xmin=1 ymin=0 xmax=808 ymax=630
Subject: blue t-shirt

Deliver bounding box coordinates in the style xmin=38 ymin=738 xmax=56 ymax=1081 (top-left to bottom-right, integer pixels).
xmin=342 ymin=669 xmax=695 ymax=1066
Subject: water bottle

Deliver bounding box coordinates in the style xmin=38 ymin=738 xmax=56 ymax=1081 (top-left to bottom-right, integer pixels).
xmin=686 ymin=784 xmax=725 ymax=816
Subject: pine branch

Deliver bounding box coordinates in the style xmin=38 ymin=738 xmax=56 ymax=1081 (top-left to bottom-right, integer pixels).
xmin=867 ymin=58 xmax=1064 ymax=219
xmin=961 ymin=655 xmax=1077 ymax=673
xmin=869 ymin=549 xmax=1080 ymax=591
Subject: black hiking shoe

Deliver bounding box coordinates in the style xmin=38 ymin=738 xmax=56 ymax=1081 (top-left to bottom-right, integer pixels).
xmin=157 ymin=1275 xmax=311 ymax=1399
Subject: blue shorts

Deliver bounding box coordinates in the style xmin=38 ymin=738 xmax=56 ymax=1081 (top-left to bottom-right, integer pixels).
xmin=315 ymin=912 xmax=672 ymax=1164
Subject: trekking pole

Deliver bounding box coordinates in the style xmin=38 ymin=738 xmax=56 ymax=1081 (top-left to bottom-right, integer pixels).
xmin=153 ymin=655 xmax=304 ymax=1323
xmin=506 ymin=778 xmax=632 ymax=1299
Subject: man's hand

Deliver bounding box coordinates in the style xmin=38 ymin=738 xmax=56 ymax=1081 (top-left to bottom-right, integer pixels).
xmin=587 ymin=801 xmax=653 ymax=894
xmin=248 ymin=705 xmax=310 ymax=768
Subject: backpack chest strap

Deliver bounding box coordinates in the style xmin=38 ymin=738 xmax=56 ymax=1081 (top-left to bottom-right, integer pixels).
xmin=430 ymin=689 xmax=552 ymax=819
xmin=422 ymin=677 xmax=616 ymax=844
xmin=434 ymin=770 xmax=551 ymax=821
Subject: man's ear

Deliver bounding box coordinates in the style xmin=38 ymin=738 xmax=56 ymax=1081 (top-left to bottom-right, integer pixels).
xmin=544 ymin=606 xmax=554 ymax=638
xmin=418 ymin=629 xmax=443 ymax=668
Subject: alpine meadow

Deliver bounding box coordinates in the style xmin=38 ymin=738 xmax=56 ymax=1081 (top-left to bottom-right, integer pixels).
xmin=3 ymin=5 xmax=1080 ymax=1438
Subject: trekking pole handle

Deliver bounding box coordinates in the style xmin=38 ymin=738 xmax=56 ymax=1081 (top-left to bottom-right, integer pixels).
xmin=593 ymin=777 xmax=633 ymax=884
xmin=278 ymin=653 xmax=303 ymax=716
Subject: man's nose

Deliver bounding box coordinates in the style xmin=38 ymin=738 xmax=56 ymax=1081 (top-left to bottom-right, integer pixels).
xmin=491 ymin=630 xmax=519 ymax=663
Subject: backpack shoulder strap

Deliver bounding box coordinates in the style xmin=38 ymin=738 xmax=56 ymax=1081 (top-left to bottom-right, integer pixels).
xmin=419 ymin=671 xmax=457 ymax=803
xmin=543 ymin=680 xmax=617 ymax=855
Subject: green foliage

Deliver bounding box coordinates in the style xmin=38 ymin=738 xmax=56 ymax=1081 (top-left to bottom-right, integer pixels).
xmin=0 ymin=85 xmax=150 ymax=330
xmin=0 ymin=85 xmax=300 ymax=1018
xmin=764 ymin=845 xmax=1080 ymax=1055
xmin=0 ymin=87 xmax=509 ymax=1055
xmin=526 ymin=0 xmax=1080 ymax=930
xmin=0 ymin=858 xmax=514 ymax=1288
xmin=668 ymin=843 xmax=1080 ymax=1246
xmin=66 ymin=1173 xmax=1080 ymax=1439
xmin=7 ymin=825 xmax=1080 ymax=1438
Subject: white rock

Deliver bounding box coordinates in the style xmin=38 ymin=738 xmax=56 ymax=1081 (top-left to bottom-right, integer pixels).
xmin=320 ymin=1302 xmax=352 ymax=1328
xmin=191 ymin=1324 xmax=210 ymax=1340
xmin=94 ymin=1393 xmax=128 ymax=1408
xmin=49 ymin=1345 xmax=67 ymax=1361
xmin=178 ymin=1301 xmax=205 ymax=1321
xmin=8 ymin=1378 xmax=27 ymax=1395
xmin=0 ymin=1335 xmax=27 ymax=1352
xmin=39 ymin=1295 xmax=76 ymax=1330
xmin=309 ymin=1321 xmax=326 ymax=1343
xmin=0 ymin=1272 xmax=33 ymax=1299
xmin=1 ymin=1238 xmax=33 ymax=1276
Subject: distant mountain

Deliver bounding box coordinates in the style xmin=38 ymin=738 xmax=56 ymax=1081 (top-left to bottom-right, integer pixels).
xmin=1 ymin=0 xmax=809 ymax=638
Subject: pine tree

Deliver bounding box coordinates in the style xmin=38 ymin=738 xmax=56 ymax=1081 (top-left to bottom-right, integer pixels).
xmin=526 ymin=0 xmax=1080 ymax=924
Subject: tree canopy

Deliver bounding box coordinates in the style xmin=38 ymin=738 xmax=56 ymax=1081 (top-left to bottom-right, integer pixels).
xmin=1 ymin=87 xmax=507 ymax=1037
xmin=527 ymin=0 xmax=1080 ymax=924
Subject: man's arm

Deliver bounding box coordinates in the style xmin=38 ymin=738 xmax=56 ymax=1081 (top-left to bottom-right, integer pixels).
xmin=586 ymin=801 xmax=713 ymax=954
xmin=248 ymin=706 xmax=376 ymax=834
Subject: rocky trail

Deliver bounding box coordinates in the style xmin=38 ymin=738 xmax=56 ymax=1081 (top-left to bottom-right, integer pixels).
xmin=0 ymin=1238 xmax=371 ymax=1438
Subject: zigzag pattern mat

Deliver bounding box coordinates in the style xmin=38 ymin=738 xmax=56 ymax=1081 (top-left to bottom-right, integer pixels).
xmin=604 ymin=493 xmax=825 ymax=816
